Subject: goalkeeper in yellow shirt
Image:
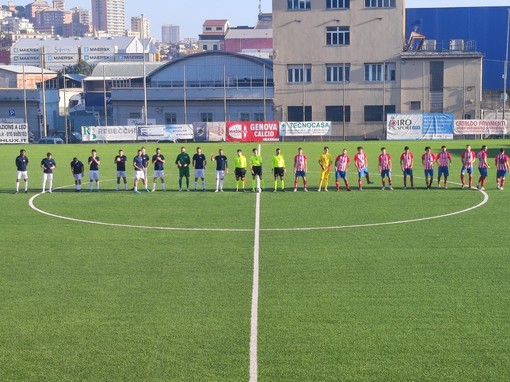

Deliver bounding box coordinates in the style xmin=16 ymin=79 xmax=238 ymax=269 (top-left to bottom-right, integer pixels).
xmin=318 ymin=146 xmax=333 ymax=192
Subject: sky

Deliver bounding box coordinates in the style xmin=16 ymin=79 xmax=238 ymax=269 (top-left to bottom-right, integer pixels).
xmin=63 ymin=0 xmax=510 ymax=40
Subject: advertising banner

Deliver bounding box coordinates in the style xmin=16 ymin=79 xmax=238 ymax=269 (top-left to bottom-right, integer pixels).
xmin=387 ymin=114 xmax=453 ymax=140
xmin=206 ymin=122 xmax=226 ymax=142
xmin=81 ymin=126 xmax=137 ymax=142
xmin=0 ymin=123 xmax=28 ymax=144
xmin=137 ymin=125 xmax=194 ymax=142
xmin=279 ymin=121 xmax=332 ymax=137
xmin=453 ymin=119 xmax=507 ymax=135
xmin=387 ymin=114 xmax=423 ymax=140
xmin=226 ymin=121 xmax=279 ymax=142
xmin=422 ymin=114 xmax=454 ymax=139
xmin=193 ymin=122 xmax=208 ymax=142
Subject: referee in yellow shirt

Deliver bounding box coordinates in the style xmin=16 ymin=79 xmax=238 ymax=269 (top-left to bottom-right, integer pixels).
xmin=250 ymin=147 xmax=264 ymax=192
xmin=272 ymin=148 xmax=286 ymax=192
xmin=318 ymin=146 xmax=333 ymax=192
xmin=234 ymin=149 xmax=247 ymax=192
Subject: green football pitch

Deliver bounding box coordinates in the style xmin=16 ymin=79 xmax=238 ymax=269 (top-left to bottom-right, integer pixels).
xmin=1 ymin=140 xmax=509 ymax=381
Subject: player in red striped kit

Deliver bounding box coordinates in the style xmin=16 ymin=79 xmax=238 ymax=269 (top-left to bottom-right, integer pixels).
xmin=293 ymin=147 xmax=308 ymax=192
xmin=354 ymin=146 xmax=373 ymax=191
xmin=476 ymin=145 xmax=490 ymax=191
xmin=378 ymin=147 xmax=393 ymax=190
xmin=422 ymin=146 xmax=435 ymax=190
xmin=399 ymin=146 xmax=414 ymax=189
xmin=435 ymin=145 xmax=452 ymax=189
xmin=334 ymin=148 xmax=351 ymax=191
xmin=460 ymin=144 xmax=476 ymax=189
xmin=495 ymin=148 xmax=509 ymax=190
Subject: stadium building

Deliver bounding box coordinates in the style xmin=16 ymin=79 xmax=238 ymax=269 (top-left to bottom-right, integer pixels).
xmin=272 ymin=0 xmax=483 ymax=139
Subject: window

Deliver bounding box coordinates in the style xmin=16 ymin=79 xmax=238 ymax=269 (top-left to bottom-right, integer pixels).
xmin=326 ymin=26 xmax=350 ymax=45
xmin=254 ymin=112 xmax=265 ymax=122
xmin=239 ymin=112 xmax=250 ymax=121
xmin=202 ymin=45 xmax=208 ymax=51
xmin=364 ymin=62 xmax=396 ymax=82
xmin=213 ymin=44 xmax=218 ymax=50
xmin=365 ymin=0 xmax=395 ymax=8
xmin=288 ymin=0 xmax=311 ymax=10
xmin=326 ymin=105 xmax=351 ymax=122
xmin=364 ymin=105 xmax=395 ymax=122
xmin=165 ymin=112 xmax=177 ymax=124
xmin=129 ymin=112 xmax=141 ymax=119
xmin=216 ymin=27 xmax=222 ymax=31
xmin=200 ymin=112 xmax=213 ymax=122
xmin=288 ymin=106 xmax=312 ymax=121
xmin=327 ymin=0 xmax=349 ymax=9
xmin=326 ymin=64 xmax=350 ymax=82
xmin=287 ymin=64 xmax=312 ymax=83
xmin=205 ymin=27 xmax=212 ymax=31
xmin=430 ymin=61 xmax=444 ymax=92
xmin=410 ymin=101 xmax=421 ymax=111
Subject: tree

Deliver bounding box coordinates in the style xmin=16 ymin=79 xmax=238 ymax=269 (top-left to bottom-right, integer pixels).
xmin=63 ymin=60 xmax=95 ymax=76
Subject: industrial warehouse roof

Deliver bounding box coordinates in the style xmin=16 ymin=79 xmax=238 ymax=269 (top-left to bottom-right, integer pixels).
xmin=0 ymin=64 xmax=55 ymax=75
xmin=87 ymin=62 xmax=164 ymax=80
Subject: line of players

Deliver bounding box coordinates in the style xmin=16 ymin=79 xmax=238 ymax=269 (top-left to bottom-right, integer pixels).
xmin=14 ymin=144 xmax=510 ymax=194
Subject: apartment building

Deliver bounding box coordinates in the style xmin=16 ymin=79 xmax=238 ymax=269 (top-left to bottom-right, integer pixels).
xmin=272 ymin=0 xmax=483 ymax=138
xmin=91 ymin=0 xmax=125 ymax=36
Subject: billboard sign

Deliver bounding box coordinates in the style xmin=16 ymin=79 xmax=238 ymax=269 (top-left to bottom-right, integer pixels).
xmin=226 ymin=121 xmax=279 ymax=142
xmin=81 ymin=126 xmax=137 ymax=142
xmin=453 ymin=119 xmax=507 ymax=135
xmin=0 ymin=123 xmax=29 ymax=144
xmin=387 ymin=114 xmax=453 ymax=140
xmin=279 ymin=121 xmax=332 ymax=137
xmin=137 ymin=125 xmax=194 ymax=142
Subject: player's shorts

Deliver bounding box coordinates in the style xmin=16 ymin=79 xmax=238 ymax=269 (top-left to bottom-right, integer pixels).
xmin=320 ymin=169 xmax=330 ymax=180
xmin=478 ymin=167 xmax=488 ymax=177
xmin=295 ymin=170 xmax=306 ymax=178
xmin=16 ymin=171 xmax=28 ymax=180
xmin=403 ymin=168 xmax=413 ymax=176
xmin=497 ymin=170 xmax=507 ymax=178
xmin=154 ymin=170 xmax=165 ymax=178
xmin=116 ymin=171 xmax=127 ymax=178
xmin=73 ymin=173 xmax=82 ymax=181
xmin=89 ymin=170 xmax=99 ymax=181
xmin=273 ymin=167 xmax=285 ymax=178
xmin=358 ymin=167 xmax=369 ymax=178
xmin=235 ymin=168 xmax=246 ymax=180
xmin=43 ymin=173 xmax=53 ymax=181
xmin=252 ymin=166 xmax=262 ymax=177
xmin=380 ymin=169 xmax=391 ymax=178
xmin=179 ymin=167 xmax=190 ymax=177
xmin=438 ymin=166 xmax=449 ymax=177
xmin=194 ymin=169 xmax=205 ymax=179
xmin=461 ymin=166 xmax=473 ymax=175
xmin=424 ymin=169 xmax=434 ymax=177
xmin=134 ymin=170 xmax=145 ymax=180
xmin=335 ymin=170 xmax=347 ymax=179
xmin=216 ymin=170 xmax=226 ymax=180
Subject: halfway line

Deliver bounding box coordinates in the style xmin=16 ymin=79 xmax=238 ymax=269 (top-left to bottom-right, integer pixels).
xmin=249 ymin=149 xmax=262 ymax=382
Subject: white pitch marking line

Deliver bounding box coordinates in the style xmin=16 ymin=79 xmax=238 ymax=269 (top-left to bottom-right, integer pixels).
xmin=249 ymin=186 xmax=261 ymax=382
xmin=249 ymin=143 xmax=262 ymax=382
xmin=28 ymin=183 xmax=489 ymax=233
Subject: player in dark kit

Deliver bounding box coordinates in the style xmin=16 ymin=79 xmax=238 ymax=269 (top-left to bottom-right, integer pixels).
xmin=152 ymin=147 xmax=166 ymax=192
xmin=88 ymin=149 xmax=100 ymax=192
xmin=211 ymin=148 xmax=228 ymax=192
xmin=15 ymin=149 xmax=29 ymax=193
xmin=114 ymin=149 xmax=128 ymax=191
xmin=70 ymin=157 xmax=84 ymax=192
xmin=41 ymin=152 xmax=56 ymax=193
xmin=192 ymin=147 xmax=207 ymax=191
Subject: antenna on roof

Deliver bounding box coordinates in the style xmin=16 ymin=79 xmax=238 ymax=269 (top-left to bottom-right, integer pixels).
xmin=258 ymin=0 xmax=262 ymax=15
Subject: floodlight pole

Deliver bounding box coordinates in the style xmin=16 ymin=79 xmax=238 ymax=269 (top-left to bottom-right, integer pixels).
xmin=503 ymin=9 xmax=510 ymax=121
